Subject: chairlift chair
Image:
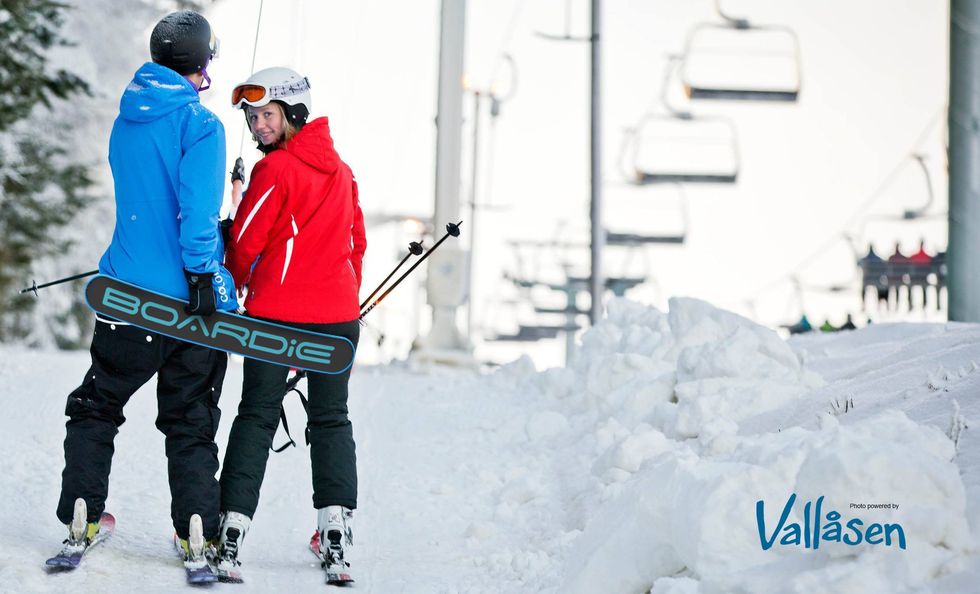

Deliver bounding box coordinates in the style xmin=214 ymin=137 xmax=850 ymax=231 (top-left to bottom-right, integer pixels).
xmin=604 ymin=182 xmax=690 ymax=245
xmin=623 ymin=56 xmax=741 ymax=184
xmin=629 ymin=115 xmax=741 ymax=183
xmin=487 ymin=324 xmax=572 ymax=342
xmin=848 ymin=146 xmax=946 ymax=312
xmin=680 ymin=0 xmax=802 ymax=102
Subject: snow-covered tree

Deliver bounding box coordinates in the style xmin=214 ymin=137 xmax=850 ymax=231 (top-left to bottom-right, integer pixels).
xmin=0 ymin=0 xmax=95 ymax=343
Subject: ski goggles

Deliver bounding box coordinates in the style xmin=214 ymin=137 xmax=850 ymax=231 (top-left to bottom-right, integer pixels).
xmin=231 ymin=77 xmax=311 ymax=109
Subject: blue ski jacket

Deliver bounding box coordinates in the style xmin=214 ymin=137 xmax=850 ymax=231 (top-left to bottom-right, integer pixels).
xmin=99 ymin=61 xmax=238 ymax=310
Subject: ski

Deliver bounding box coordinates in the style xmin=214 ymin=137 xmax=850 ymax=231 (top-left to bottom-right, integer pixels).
xmin=44 ymin=513 xmax=116 ymax=571
xmin=309 ymin=531 xmax=354 ymax=586
xmin=173 ymin=533 xmax=218 ymax=584
xmin=85 ymin=274 xmax=355 ymax=374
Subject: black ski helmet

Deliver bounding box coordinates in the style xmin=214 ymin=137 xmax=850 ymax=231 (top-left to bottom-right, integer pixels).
xmin=150 ymin=11 xmax=218 ymax=75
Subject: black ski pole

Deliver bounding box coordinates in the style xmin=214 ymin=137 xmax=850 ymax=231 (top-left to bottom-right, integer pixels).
xmin=284 ymin=369 xmax=306 ymax=393
xmin=278 ymin=222 xmax=462 ymax=450
xmin=359 ymin=240 xmax=424 ymax=310
xmin=20 ymin=270 xmax=99 ymax=296
xmin=359 ymin=221 xmax=462 ymax=319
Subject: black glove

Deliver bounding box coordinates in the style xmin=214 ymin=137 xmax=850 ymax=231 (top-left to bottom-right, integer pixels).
xmin=230 ymin=157 xmax=245 ymax=184
xmin=219 ymin=217 xmax=233 ymax=245
xmin=184 ymin=270 xmax=216 ymax=316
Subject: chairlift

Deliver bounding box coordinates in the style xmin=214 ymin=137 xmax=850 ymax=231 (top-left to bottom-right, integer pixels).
xmin=622 ymin=56 xmax=741 ymax=184
xmin=628 ymin=117 xmax=740 ymax=183
xmin=503 ymin=270 xmax=644 ymax=297
xmin=680 ymin=0 xmax=802 ymax=102
xmin=534 ymin=0 xmax=590 ymax=42
xmin=533 ymin=304 xmax=590 ymax=316
xmin=854 ymin=154 xmax=942 ymax=231
xmin=486 ymin=323 xmax=577 ymax=342
xmin=564 ymin=274 xmax=645 ymax=297
xmin=605 ymin=182 xmax=690 ymax=245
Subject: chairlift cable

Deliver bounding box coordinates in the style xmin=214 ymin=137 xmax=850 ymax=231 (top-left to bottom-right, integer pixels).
xmin=237 ymin=0 xmax=266 ymax=157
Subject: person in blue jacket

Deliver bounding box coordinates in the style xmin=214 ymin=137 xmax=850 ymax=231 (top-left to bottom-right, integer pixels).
xmin=55 ymin=11 xmax=236 ymax=567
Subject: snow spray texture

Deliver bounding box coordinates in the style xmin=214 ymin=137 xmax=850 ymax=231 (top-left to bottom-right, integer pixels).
xmin=85 ymin=275 xmax=354 ymax=373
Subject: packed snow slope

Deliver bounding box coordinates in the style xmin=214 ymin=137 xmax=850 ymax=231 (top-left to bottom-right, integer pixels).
xmin=0 ymin=297 xmax=976 ymax=593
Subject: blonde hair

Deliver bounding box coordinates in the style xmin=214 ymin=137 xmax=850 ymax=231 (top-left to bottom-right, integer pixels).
xmin=249 ymin=101 xmax=299 ymax=145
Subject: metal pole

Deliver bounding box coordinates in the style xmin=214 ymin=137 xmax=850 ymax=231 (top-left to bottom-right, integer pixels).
xmin=589 ymin=0 xmax=604 ymax=324
xmin=948 ymin=0 xmax=980 ymax=321
xmin=423 ymin=0 xmax=469 ymax=351
xmin=466 ymin=91 xmax=481 ymax=340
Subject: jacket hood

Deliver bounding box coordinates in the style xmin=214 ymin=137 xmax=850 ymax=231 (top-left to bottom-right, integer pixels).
xmin=119 ymin=62 xmax=199 ymax=122
xmin=282 ymin=117 xmax=340 ymax=174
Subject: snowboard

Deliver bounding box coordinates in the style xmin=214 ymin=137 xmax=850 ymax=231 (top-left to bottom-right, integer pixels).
xmin=45 ymin=513 xmax=116 ymax=571
xmin=85 ymin=275 xmax=355 ymax=374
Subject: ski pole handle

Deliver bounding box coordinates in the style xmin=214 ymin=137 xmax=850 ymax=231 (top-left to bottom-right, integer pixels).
xmin=359 ymin=221 xmax=462 ymax=319
xmin=359 ymin=240 xmax=424 ymax=310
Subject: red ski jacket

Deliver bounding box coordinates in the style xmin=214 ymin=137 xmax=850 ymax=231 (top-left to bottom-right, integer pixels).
xmin=226 ymin=117 xmax=366 ymax=323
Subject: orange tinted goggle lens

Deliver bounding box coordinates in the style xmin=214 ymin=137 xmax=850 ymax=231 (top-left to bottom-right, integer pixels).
xmin=231 ymin=85 xmax=267 ymax=106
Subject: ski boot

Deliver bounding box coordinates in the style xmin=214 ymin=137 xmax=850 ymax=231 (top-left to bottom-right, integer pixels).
xmin=45 ymin=498 xmax=115 ymax=570
xmin=68 ymin=498 xmax=101 ymax=545
xmin=215 ymin=511 xmax=250 ymax=583
xmin=60 ymin=498 xmax=100 ymax=555
xmin=316 ymin=506 xmax=354 ymax=585
xmin=176 ymin=514 xmax=217 ymax=584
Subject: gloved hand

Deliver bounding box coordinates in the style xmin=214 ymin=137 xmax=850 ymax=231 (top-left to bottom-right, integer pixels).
xmin=184 ymin=270 xmax=216 ymax=316
xmin=230 ymin=157 xmax=246 ymax=184
xmin=219 ymin=217 xmax=233 ymax=245
xmin=230 ymin=157 xmax=246 ymax=212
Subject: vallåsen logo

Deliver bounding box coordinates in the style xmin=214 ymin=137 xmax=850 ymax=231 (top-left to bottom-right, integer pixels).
xmin=756 ymin=493 xmax=907 ymax=551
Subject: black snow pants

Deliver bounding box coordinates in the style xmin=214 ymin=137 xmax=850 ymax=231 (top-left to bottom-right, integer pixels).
xmin=57 ymin=319 xmax=227 ymax=539
xmin=220 ymin=319 xmax=359 ymax=519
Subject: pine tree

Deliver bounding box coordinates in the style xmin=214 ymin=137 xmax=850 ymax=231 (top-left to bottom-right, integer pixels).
xmin=0 ymin=0 xmax=94 ymax=342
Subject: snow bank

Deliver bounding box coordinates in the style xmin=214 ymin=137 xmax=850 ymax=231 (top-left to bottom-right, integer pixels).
xmin=491 ymin=297 xmax=974 ymax=594
xmin=558 ymin=411 xmax=970 ymax=594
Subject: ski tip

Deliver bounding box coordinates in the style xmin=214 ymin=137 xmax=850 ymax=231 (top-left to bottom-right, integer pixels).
xmin=44 ymin=558 xmax=79 ymax=571
xmin=187 ymin=573 xmax=219 ymax=584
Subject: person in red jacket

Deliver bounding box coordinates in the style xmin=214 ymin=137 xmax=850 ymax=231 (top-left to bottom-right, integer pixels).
xmin=216 ymin=67 xmax=365 ymax=582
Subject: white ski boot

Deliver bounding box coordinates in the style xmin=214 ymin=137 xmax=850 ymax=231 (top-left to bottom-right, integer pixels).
xmin=69 ymin=498 xmax=88 ymax=545
xmin=45 ymin=498 xmax=116 ymax=570
xmin=215 ymin=511 xmax=250 ymax=583
xmin=175 ymin=514 xmax=217 ymax=583
xmin=317 ymin=506 xmax=354 ymax=585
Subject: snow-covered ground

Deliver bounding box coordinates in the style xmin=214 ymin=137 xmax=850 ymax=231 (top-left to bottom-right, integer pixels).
xmin=0 ymin=298 xmax=976 ymax=593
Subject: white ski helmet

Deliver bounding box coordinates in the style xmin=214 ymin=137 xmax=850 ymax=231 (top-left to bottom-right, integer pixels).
xmin=231 ymin=66 xmax=312 ymax=128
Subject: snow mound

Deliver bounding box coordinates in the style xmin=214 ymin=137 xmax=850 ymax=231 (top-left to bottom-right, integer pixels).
xmin=491 ymin=298 xmax=975 ymax=594
xmin=558 ymin=410 xmax=971 ymax=594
